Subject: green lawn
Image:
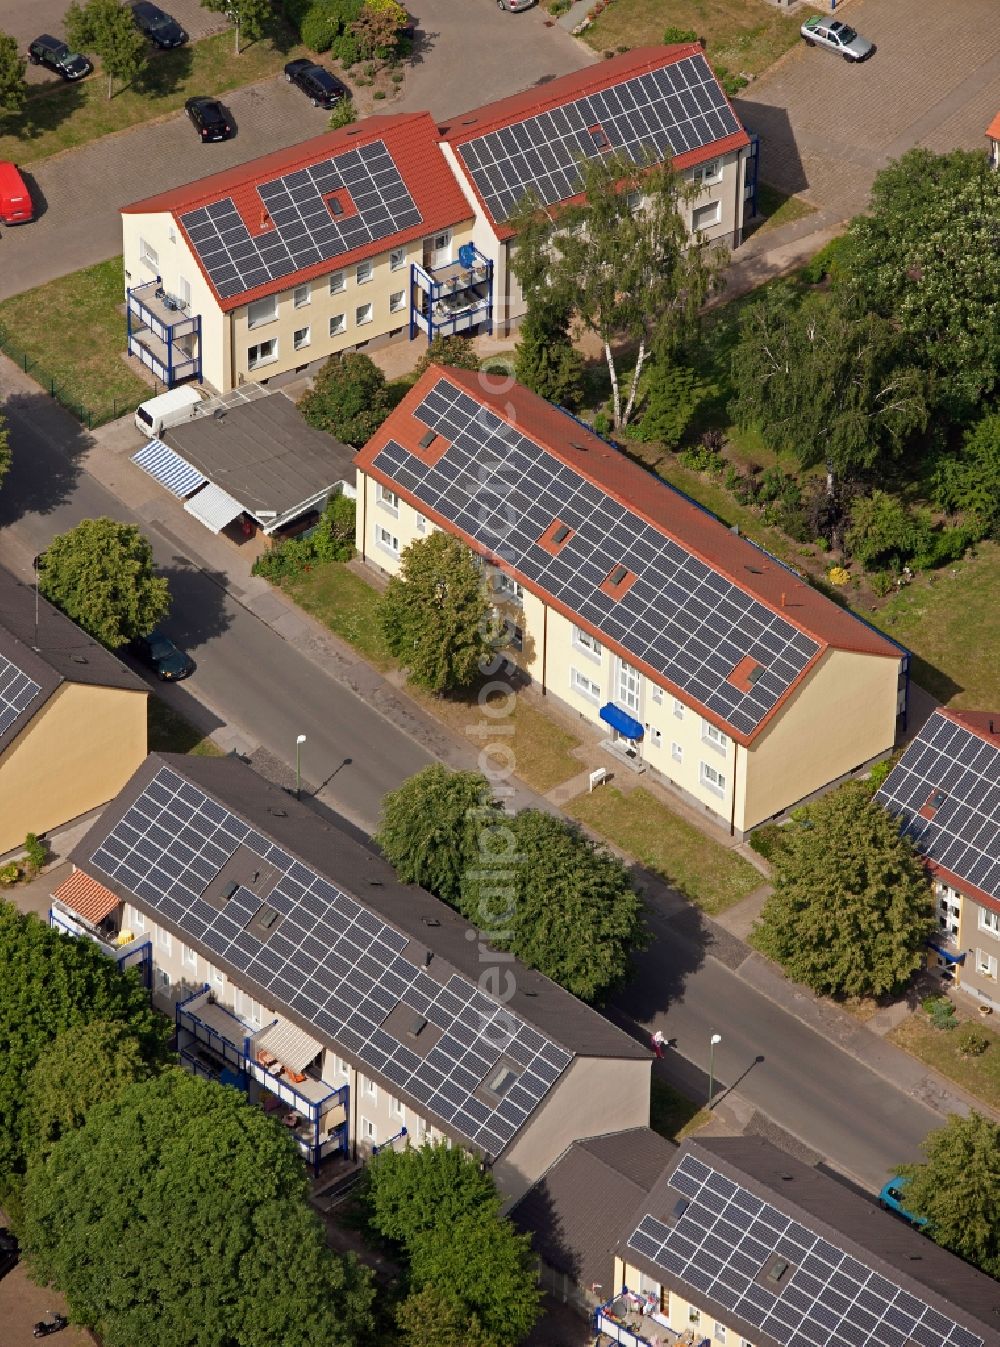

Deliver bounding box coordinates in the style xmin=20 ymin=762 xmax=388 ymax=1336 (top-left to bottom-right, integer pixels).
xmin=0 ymin=30 xmax=303 ymax=165
xmin=584 ymin=0 xmax=814 ymax=79
xmin=650 ymin=1078 xmax=711 ymax=1143
xmin=282 ymin=563 xmax=395 ymax=670
xmin=0 ymin=257 xmax=148 ymax=425
xmin=567 ymin=785 xmax=761 ymax=914
xmin=890 ymin=1009 xmax=1000 ymax=1113
xmin=147 ymin=697 xmax=223 ymax=757
xmin=750 ymin=182 xmax=817 ymax=236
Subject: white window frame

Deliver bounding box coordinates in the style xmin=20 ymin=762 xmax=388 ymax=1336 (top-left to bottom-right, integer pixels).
xmin=672 ymin=741 xmax=683 ymax=763
xmin=293 ymin=326 xmax=311 ymax=351
xmin=139 ymin=238 xmax=158 ymax=269
xmin=692 ymin=200 xmax=722 ymax=232
xmin=572 ymin=625 xmax=603 ymax=661
xmin=651 ymin=684 xmax=663 ymax=704
xmin=571 ymin=668 xmax=601 ymax=704
xmin=389 ymin=289 xmax=406 ymax=314
xmin=673 ymin=698 xmax=685 ymax=720
xmin=364 ymin=1076 xmax=377 ymax=1101
xmin=693 ymin=158 xmax=723 ymax=187
xmin=131 ymin=907 xmax=145 ymax=931
xmin=293 ymin=282 xmax=311 ymax=308
xmin=337 ymin=1057 xmax=349 ymax=1076
xmin=390 ymin=1095 xmax=404 ymax=1119
xmin=976 ymin=949 xmax=998 ymax=980
xmin=715 ymin=1326 xmax=727 ymax=1345
xmin=157 ymin=928 xmax=171 ymax=954
xmin=156 ymin=968 xmax=170 ymax=990
xmin=329 ymin=270 xmax=345 ymax=295
xmin=648 ymin=727 xmax=662 ymax=748
xmin=361 ymin=1117 xmax=376 ymax=1142
xmin=496 ymin=572 xmax=523 ymax=600
xmin=178 ymin=275 xmax=191 ymax=308
xmin=700 ymin=761 xmax=727 ymax=796
xmin=247 ymin=338 xmax=277 ymax=370
xmin=389 ymin=246 xmax=407 ymax=271
xmin=376 ymin=483 xmax=399 ymax=515
xmin=689 ymin=1307 xmax=701 ymax=1326
xmin=617 ymin=659 xmax=640 ymax=713
xmin=356 ymin=260 xmax=373 ymax=285
xmin=415 ymin=511 xmax=427 ymax=534
xmin=182 ymin=943 xmax=197 ymax=970
xmin=376 ymin=525 xmax=399 ymax=556
xmin=978 ymin=908 xmax=1000 ymax=938
xmin=702 ymin=719 xmax=729 ymax=752
xmin=329 ymin=312 xmax=347 ymax=337
xmin=247 ymin=295 xmax=277 ymax=330
xmin=355 ymin=301 xmax=373 ymax=327
xmin=211 ymin=966 xmax=224 ymax=993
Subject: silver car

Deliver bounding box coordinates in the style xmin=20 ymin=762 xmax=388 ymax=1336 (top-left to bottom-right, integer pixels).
xmin=801 ymin=16 xmax=875 ymax=62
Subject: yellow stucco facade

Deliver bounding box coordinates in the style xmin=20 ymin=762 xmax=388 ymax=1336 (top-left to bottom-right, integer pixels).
xmin=0 ymin=683 xmax=147 ymax=854
xmin=614 ymin=1256 xmax=755 ymax=1346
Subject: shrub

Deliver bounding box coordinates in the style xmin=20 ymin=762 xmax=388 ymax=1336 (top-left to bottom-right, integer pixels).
xmin=845 ymin=491 xmax=918 ymax=570
xmin=866 ymin=759 xmax=894 ymax=792
xmin=332 ymin=31 xmax=360 ymax=63
xmin=548 ymin=0 xmax=571 ymax=13
xmin=373 ymin=89 xmax=386 ymax=98
xmin=715 ymin=64 xmax=748 ymax=95
xmin=252 ymin=495 xmax=356 ymax=581
xmin=662 ymin=26 xmax=698 ymax=43
xmin=868 ymin=571 xmax=896 ymax=597
xmin=910 ymin=524 xmax=972 ymax=572
xmin=928 ymin=998 xmax=957 ymax=1031
xmin=300 ymin=6 xmax=336 ymax=49
xmin=300 ymin=351 xmax=395 ymax=445
xmin=748 ymin=824 xmax=788 ymax=862
xmin=957 ymin=1024 xmax=990 ymax=1057
xmin=23 ymin=833 xmax=46 ymax=874
xmin=413 ymin=335 xmax=480 ymax=380
xmin=0 ymin=862 xmax=20 ymax=887
xmin=328 ymin=95 xmax=357 ymax=128
xmin=635 ymin=363 xmax=713 ymax=449
xmin=800 ymin=234 xmax=852 ymax=286
xmin=593 ymin=410 xmax=611 ymax=436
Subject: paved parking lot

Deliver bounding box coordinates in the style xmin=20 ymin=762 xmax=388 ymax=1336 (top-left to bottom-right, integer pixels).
xmin=735 ymin=0 xmax=1000 ymax=216
xmin=0 ymin=1253 xmax=90 ymax=1347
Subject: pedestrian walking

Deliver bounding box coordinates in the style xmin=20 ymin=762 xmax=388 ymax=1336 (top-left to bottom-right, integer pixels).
xmin=651 ymin=1029 xmax=666 ymax=1058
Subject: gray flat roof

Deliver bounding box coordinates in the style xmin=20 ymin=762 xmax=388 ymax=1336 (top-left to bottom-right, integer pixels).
xmin=164 ymin=392 xmax=355 ymax=529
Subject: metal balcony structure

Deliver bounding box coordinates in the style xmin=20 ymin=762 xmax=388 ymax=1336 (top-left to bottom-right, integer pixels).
xmin=410 ymin=243 xmax=493 ymax=342
xmin=126 ymin=278 xmax=202 ymax=387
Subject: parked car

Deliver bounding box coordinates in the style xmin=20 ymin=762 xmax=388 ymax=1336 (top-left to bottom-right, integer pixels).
xmin=0 ymin=1227 xmax=19 ymax=1280
xmin=185 ymin=97 xmax=233 ymax=142
xmin=878 ymin=1177 xmax=928 ymax=1229
xmin=496 ymin=0 xmax=536 ymax=11
xmin=27 ymin=34 xmax=92 ymax=80
xmin=131 ymin=630 xmax=195 ymax=681
xmin=283 ymin=59 xmax=348 ymax=109
xmin=0 ymin=162 xmax=33 ymax=225
xmin=130 ymin=1 xmax=188 ymax=49
xmin=800 ymin=16 xmax=874 ymax=62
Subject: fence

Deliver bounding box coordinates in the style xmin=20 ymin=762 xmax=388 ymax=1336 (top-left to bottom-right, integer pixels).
xmin=0 ymin=322 xmax=151 ymax=429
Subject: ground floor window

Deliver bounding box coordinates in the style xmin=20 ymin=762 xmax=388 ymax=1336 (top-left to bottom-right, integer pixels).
xmin=376 ymin=525 xmax=399 ymax=556
xmin=700 ymin=761 xmax=726 ymax=796
xmin=248 ymin=338 xmax=277 ymax=370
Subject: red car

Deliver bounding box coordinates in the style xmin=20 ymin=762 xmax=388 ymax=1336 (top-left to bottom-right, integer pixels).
xmin=0 ymin=162 xmax=33 ymax=224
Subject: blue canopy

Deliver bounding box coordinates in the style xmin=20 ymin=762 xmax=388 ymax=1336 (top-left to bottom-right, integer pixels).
xmin=600 ymin=703 xmax=643 ymax=741
xmin=927 ymin=940 xmax=965 ymax=965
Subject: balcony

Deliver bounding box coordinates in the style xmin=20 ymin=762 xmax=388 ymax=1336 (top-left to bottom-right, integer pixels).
xmin=410 ymin=244 xmax=493 ymax=342
xmin=126 ymin=278 xmax=202 ymax=387
xmin=49 ymin=899 xmax=151 ymax=984
xmin=595 ymin=1290 xmax=707 ymax=1345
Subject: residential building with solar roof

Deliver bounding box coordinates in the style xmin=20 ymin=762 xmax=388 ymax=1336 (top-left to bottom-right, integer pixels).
xmin=877 ymin=709 xmax=1000 ymax=1009
xmin=439 ymin=44 xmax=756 ymax=329
xmin=354 ymin=365 xmax=909 ymax=838
xmin=0 ymin=564 xmax=147 ymax=854
xmin=58 ymin=751 xmax=651 ymax=1196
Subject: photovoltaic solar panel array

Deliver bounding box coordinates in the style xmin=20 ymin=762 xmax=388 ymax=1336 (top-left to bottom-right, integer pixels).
xmin=877 ymin=711 xmax=1000 ymax=903
xmin=372 ymin=379 xmax=819 ymax=737
xmin=179 ymin=141 xmax=422 ymax=301
xmin=455 ymin=53 xmax=741 ymax=225
xmin=89 ymin=766 xmax=572 ymax=1157
xmin=0 ymin=652 xmax=42 ymax=738
xmin=626 ymin=1153 xmax=983 ymax=1347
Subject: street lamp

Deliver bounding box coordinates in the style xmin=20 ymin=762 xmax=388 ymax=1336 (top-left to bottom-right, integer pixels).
xmin=295 ymin=734 xmax=307 ymax=799
xmin=708 ymin=1033 xmax=722 ymax=1107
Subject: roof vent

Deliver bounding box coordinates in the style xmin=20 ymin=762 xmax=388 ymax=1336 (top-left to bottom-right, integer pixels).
xmin=268 ymin=806 xmax=287 ymax=817
xmin=744 ymin=564 xmax=763 ymax=575
xmin=461 ymin=117 xmax=478 ymax=125
xmin=419 ymin=428 xmax=437 ymax=449
xmin=422 ymin=916 xmax=441 ymax=928
xmin=71 ymin=654 xmax=89 ymax=665
xmin=569 ymin=440 xmax=588 ymax=451
xmin=222 ymin=881 xmax=239 ymax=901
xmin=524 ymin=988 xmax=538 ymax=997
xmin=213 ymin=408 xmax=226 ymax=420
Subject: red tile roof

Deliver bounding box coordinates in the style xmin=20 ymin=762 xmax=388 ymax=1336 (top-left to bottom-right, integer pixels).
xmin=439 ymin=45 xmax=750 ymax=237
xmin=356 ymin=366 xmax=902 ymax=744
xmin=122 ymin=113 xmax=474 ymax=313
xmin=987 ymin=111 xmax=1000 ymax=140
xmin=52 ymin=868 xmax=121 ymax=924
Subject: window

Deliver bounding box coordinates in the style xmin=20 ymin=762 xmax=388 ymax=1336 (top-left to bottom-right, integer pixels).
xmin=330 ymin=313 xmax=346 ymax=337
xmin=139 ymin=238 xmax=158 ymax=269
xmin=365 ymin=1076 xmax=377 ymax=1100
xmin=648 ymin=727 xmax=662 ymax=748
xmin=329 ymin=270 xmax=345 ymax=294
xmin=390 ymin=1095 xmax=404 ymax=1118
xmin=497 ymin=572 xmax=523 ymax=599
xmin=651 ymin=684 xmax=663 ymax=704
xmin=701 ymin=762 xmax=727 ymax=796
xmin=672 ymin=742 xmax=683 ymax=763
xmin=337 ymin=1057 xmax=349 ymax=1076
xmin=625 ymin=189 xmax=641 ymax=212
xmin=131 ymin=907 xmax=145 ymax=931
xmin=979 ymin=909 xmax=1000 ymax=937
xmin=356 ymin=302 xmax=373 ymax=326
xmin=689 ymin=1308 xmax=701 ymax=1326
xmin=356 ymin=260 xmax=373 ymax=285
xmin=247 ymin=338 xmax=277 ymax=370
xmin=182 ymin=943 xmax=197 ymax=970
xmin=714 ymin=1327 xmax=727 ymax=1344
xmin=573 ymin=626 xmax=603 ymax=661
xmin=293 ymin=326 xmax=311 ymax=351
xmin=156 ymin=968 xmax=170 ymax=990
xmin=247 ymin=295 xmax=277 ymax=329
xmin=976 ymin=950 xmax=998 ymax=980
xmin=673 ymin=699 xmax=685 ymax=720
xmin=168 ymin=225 xmax=176 ymax=243
xmin=618 ymin=659 xmax=640 ymax=712
xmin=693 ymin=158 xmax=723 ymax=186
xmin=361 ymin=1117 xmax=376 ymax=1142
xmin=693 ymin=201 xmax=722 ymax=232
xmin=293 ymin=282 xmax=311 ymax=308
xmin=571 ymin=668 xmax=601 ymax=703
xmin=703 ymin=720 xmax=729 ymax=751
xmin=376 ymin=525 xmax=399 ymax=556
xmin=389 ymin=289 xmax=406 ymax=314
xmin=157 ymin=928 xmax=171 ymax=954
xmin=211 ymin=967 xmax=224 ymax=993
xmin=415 ymin=512 xmax=427 ymax=534
xmin=390 ymin=247 xmax=406 ymax=271
xmin=376 ymin=483 xmax=399 ymax=514
xmin=178 ymin=276 xmax=191 ymax=308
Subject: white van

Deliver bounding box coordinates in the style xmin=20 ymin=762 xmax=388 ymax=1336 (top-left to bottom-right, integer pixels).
xmin=135 ymin=385 xmax=204 ymax=437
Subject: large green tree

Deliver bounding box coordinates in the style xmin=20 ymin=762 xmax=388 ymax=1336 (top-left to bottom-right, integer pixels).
xmin=513 ymin=294 xmax=585 ymax=409
xmin=65 ymin=0 xmax=147 ymax=98
xmin=0 ymin=903 xmax=167 ymax=1176
xmin=22 ymin=1070 xmax=375 ymax=1347
xmin=753 ymin=782 xmax=933 ymax=998
xmin=412 ymin=335 xmax=480 ymax=380
xmin=199 ymin=0 xmax=272 ymax=53
xmin=0 ymin=407 xmax=11 ymax=488
xmin=508 ymin=152 xmax=724 ymax=430
xmin=366 ymin=1140 xmax=499 ymax=1245
xmin=396 ymin=1285 xmax=492 ymax=1347
xmin=376 ymin=765 xmax=493 ymax=908
xmin=0 ymin=31 xmax=27 ymax=120
xmin=932 ymin=412 xmax=1000 ymax=541
xmin=844 ymin=148 xmax=1000 ymax=421
xmin=38 ymin=517 xmax=170 ymax=649
xmin=299 ymin=351 xmax=396 ymax=446
xmin=730 ymin=291 xmax=927 ymax=492
xmin=897 ymin=1112 xmax=1000 ymax=1278
xmin=380 ymin=533 xmax=499 ymax=693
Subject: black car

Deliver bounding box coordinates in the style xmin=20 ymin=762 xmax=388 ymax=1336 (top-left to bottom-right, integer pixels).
xmin=284 ymin=59 xmax=347 ymax=109
xmin=185 ymin=97 xmax=233 ymax=142
xmin=0 ymin=1227 xmax=19 ymax=1280
xmin=27 ymin=34 xmax=92 ymax=80
xmin=131 ymin=1 xmax=188 ymax=49
xmin=131 ymin=630 xmax=195 ymax=681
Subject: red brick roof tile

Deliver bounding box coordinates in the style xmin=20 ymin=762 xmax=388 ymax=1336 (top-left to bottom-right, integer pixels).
xmin=52 ymin=868 xmax=121 ymax=924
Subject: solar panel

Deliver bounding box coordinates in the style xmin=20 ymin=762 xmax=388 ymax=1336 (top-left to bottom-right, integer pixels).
xmin=89 ymin=766 xmax=572 ymax=1157
xmin=626 ymin=1153 xmax=983 ymax=1347
xmin=0 ymin=652 xmax=43 ymax=738
xmin=877 ymin=711 xmax=1000 ymax=905
xmin=371 ymin=378 xmax=818 ymax=736
xmin=456 ymin=52 xmax=741 ymax=225
xmin=180 ymin=140 xmax=423 ymax=301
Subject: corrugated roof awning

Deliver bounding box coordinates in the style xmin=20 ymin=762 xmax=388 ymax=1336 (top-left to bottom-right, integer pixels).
xmin=132 ymin=439 xmax=207 ymax=498
xmin=52 ymin=868 xmax=121 ymax=924
xmin=183 ymin=482 xmax=245 ymax=534
xmin=255 ymin=1018 xmax=323 ymax=1072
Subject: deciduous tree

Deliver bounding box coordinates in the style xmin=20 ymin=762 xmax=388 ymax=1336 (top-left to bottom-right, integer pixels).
xmin=897 ymin=1112 xmax=1000 ymax=1278
xmin=932 ymin=413 xmax=1000 ymax=541
xmin=366 ymin=1140 xmax=500 ymax=1245
xmin=299 ymin=351 xmax=396 ymax=445
xmin=38 ymin=518 xmax=170 ymax=648
xmin=412 ymin=334 xmax=480 ymax=380
xmin=199 ymin=0 xmax=271 ymax=53
xmin=380 ymin=533 xmax=499 ymax=693
xmin=376 ymin=765 xmax=492 ymax=907
xmin=396 ymin=1285 xmax=493 ymax=1347
xmin=65 ymin=0 xmax=147 ymax=98
xmin=753 ymin=782 xmax=933 ymax=998
xmin=351 ymin=0 xmax=406 ymax=60
xmin=22 ymin=1069 xmax=375 ymax=1347
xmin=509 ymin=152 xmax=724 ymax=431
xmin=0 ymin=31 xmax=27 ymax=120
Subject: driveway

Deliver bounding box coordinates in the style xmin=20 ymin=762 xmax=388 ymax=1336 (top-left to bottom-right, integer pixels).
xmin=736 ymin=0 xmax=1000 ymax=216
